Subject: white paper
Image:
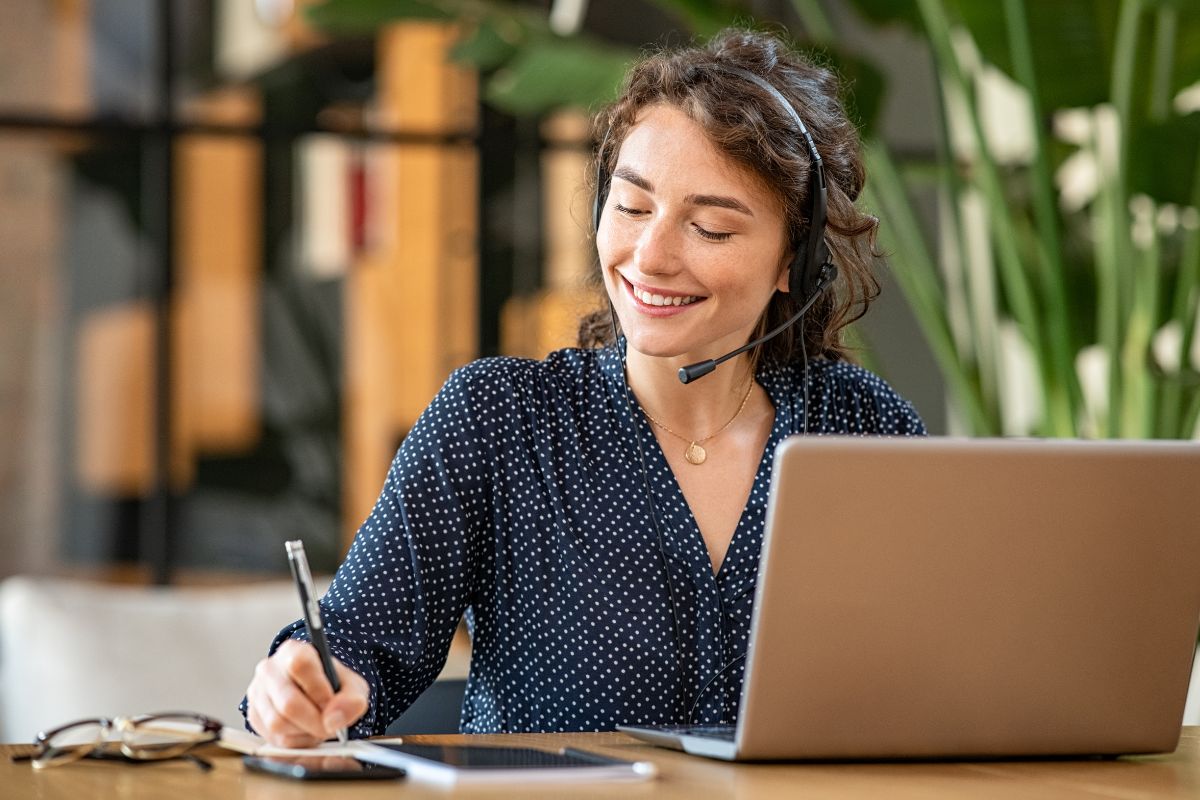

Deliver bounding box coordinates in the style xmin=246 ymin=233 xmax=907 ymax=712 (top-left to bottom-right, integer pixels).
xmin=218 ymin=726 xmax=403 ymax=758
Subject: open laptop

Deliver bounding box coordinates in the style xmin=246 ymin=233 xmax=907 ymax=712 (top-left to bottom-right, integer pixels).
xmin=619 ymin=437 xmax=1200 ymax=760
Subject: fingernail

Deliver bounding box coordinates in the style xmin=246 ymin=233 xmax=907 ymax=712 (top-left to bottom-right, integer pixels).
xmin=325 ymin=710 xmax=347 ymax=732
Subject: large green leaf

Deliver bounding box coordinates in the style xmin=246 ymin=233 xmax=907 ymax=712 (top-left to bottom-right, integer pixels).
xmin=1129 ymin=112 xmax=1200 ymax=204
xmin=449 ymin=15 xmax=524 ymax=71
xmin=851 ymin=0 xmax=1200 ymax=114
xmin=485 ymin=35 xmax=636 ymax=115
xmin=960 ymin=1 xmax=1113 ymax=110
xmin=851 ymin=0 xmax=1111 ymax=109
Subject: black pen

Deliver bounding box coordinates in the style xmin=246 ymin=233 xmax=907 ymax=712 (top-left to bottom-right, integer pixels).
xmin=285 ymin=539 xmax=348 ymax=745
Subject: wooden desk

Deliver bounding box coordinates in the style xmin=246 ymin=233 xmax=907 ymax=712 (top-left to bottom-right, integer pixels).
xmin=4 ymin=729 xmax=1200 ymax=799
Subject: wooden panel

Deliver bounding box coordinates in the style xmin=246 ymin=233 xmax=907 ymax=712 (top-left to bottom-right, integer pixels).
xmin=375 ymin=23 xmax=477 ymax=134
xmin=345 ymin=146 xmax=480 ymax=541
xmin=342 ymin=23 xmax=478 ymax=546
xmin=541 ymin=111 xmax=592 ymax=291
xmin=389 ymin=144 xmax=480 ymax=427
xmin=52 ymin=0 xmax=91 ymax=117
xmin=76 ymin=302 xmax=155 ymax=496
xmin=0 ymin=0 xmax=90 ymax=116
xmin=76 ymin=130 xmax=262 ymax=496
xmin=344 ymin=250 xmax=403 ymax=547
xmin=172 ymin=133 xmax=262 ymax=487
xmin=393 ymin=144 xmax=442 ymax=427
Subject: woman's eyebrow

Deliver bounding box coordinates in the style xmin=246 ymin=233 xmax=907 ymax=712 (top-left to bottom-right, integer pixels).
xmin=685 ymin=192 xmax=753 ymax=216
xmin=612 ymin=166 xmax=754 ymax=216
xmin=613 ymin=166 xmax=653 ymax=192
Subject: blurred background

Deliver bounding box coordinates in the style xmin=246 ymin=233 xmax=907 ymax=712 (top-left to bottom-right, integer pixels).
xmin=1 ymin=0 xmax=1197 ymax=584
xmin=0 ymin=0 xmax=937 ymax=585
xmin=2 ymin=0 xmax=1199 ymax=737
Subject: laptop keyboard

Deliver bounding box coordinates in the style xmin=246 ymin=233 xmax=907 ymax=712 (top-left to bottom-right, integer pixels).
xmin=653 ymin=725 xmax=736 ymax=741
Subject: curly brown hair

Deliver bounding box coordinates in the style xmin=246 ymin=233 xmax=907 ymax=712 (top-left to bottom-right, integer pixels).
xmin=578 ymin=27 xmax=881 ymax=365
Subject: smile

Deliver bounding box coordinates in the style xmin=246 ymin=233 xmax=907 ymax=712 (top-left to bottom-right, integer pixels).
xmin=629 ymin=282 xmax=701 ymax=308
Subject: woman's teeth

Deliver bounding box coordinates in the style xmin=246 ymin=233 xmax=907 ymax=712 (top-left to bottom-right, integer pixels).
xmin=632 ymin=285 xmax=699 ymax=307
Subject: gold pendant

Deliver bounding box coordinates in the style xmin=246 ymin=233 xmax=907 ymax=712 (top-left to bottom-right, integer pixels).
xmin=684 ymin=442 xmax=707 ymax=465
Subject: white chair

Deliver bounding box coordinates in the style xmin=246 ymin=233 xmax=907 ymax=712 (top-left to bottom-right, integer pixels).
xmin=0 ymin=575 xmax=307 ymax=741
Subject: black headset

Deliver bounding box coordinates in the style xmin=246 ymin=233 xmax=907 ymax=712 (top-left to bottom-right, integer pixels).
xmin=592 ymin=63 xmax=835 ymax=314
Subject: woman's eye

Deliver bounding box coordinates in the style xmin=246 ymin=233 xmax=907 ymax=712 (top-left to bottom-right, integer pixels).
xmin=693 ymin=224 xmax=733 ymax=242
xmin=613 ymin=203 xmax=646 ymax=216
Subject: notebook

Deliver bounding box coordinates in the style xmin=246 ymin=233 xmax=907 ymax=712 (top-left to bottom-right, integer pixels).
xmin=620 ymin=437 xmax=1200 ymax=760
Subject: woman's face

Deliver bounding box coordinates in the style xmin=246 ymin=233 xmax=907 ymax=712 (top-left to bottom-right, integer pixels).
xmin=597 ymin=103 xmax=791 ymax=365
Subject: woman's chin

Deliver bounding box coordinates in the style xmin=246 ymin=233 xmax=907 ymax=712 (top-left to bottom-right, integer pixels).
xmin=624 ymin=335 xmax=709 ymax=364
xmin=623 ymin=336 xmax=683 ymax=360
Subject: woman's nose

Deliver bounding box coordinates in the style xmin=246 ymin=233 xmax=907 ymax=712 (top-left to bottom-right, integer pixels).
xmin=633 ymin=219 xmax=682 ymax=276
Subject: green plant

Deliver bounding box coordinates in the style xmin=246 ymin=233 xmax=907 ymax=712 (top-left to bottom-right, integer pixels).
xmin=306 ymin=0 xmax=886 ymax=149
xmin=308 ymin=0 xmax=1200 ymax=438
xmin=307 ymin=0 xmax=634 ymax=114
xmin=853 ymin=0 xmax=1200 ymax=437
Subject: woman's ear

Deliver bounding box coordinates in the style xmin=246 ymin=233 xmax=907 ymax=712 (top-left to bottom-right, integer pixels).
xmin=775 ymin=253 xmax=793 ymax=293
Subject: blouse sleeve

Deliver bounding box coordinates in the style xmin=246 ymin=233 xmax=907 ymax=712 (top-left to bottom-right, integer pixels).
xmin=242 ymin=365 xmax=494 ymax=737
xmin=813 ymin=362 xmax=927 ymax=436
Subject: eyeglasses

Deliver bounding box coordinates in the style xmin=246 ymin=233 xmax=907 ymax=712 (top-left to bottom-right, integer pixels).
xmin=14 ymin=712 xmax=222 ymax=771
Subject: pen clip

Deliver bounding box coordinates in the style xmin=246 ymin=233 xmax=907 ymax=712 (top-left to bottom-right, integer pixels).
xmin=285 ymin=540 xmax=324 ymax=632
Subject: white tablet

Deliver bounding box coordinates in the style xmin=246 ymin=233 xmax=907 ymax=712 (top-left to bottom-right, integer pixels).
xmin=354 ymin=742 xmax=657 ymax=785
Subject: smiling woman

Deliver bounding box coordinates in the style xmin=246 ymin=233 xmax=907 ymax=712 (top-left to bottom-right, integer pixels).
xmin=241 ymin=27 xmax=924 ymax=745
xmin=580 ymin=29 xmax=883 ymax=368
xmin=596 ymin=104 xmax=792 ymax=363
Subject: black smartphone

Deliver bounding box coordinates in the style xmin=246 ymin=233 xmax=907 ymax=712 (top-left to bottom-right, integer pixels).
xmin=243 ymin=754 xmax=406 ymax=781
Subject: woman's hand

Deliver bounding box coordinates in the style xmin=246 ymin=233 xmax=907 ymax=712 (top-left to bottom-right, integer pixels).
xmin=245 ymin=639 xmax=370 ymax=747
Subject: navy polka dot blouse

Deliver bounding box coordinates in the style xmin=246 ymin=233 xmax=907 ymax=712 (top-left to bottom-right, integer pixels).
xmin=244 ymin=343 xmax=924 ymax=735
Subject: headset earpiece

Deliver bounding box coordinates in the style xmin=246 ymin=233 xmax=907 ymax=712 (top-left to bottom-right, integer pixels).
xmin=789 ymin=134 xmax=830 ymax=302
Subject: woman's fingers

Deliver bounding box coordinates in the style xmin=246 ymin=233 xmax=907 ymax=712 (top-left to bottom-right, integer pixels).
xmin=247 ymin=639 xmax=367 ymax=746
xmin=247 ymin=674 xmax=323 ymax=748
xmin=277 ymin=639 xmax=338 ymax=706
xmin=322 ymin=661 xmax=371 ymax=735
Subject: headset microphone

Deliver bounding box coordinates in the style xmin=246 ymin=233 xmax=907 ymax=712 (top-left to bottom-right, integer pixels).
xmin=677 ymin=262 xmax=837 ymax=384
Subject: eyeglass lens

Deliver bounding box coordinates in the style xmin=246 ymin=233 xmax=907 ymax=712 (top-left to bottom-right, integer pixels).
xmin=33 ymin=713 xmax=218 ymax=768
xmin=33 ymin=719 xmax=108 ymax=767
xmin=123 ymin=714 xmax=218 ymax=758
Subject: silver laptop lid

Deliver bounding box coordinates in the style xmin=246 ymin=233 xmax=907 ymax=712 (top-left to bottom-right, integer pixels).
xmin=736 ymin=437 xmax=1200 ymax=760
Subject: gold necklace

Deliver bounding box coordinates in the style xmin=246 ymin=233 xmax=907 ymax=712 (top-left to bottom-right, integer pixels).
xmin=642 ymin=380 xmax=755 ymax=465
